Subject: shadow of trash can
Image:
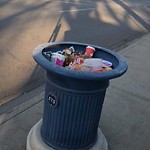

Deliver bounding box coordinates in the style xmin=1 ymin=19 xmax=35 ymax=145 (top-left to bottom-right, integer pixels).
xmin=33 ymin=42 xmax=128 ymax=150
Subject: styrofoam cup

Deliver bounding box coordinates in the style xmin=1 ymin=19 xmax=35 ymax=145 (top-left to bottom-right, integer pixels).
xmin=81 ymin=58 xmax=103 ymax=71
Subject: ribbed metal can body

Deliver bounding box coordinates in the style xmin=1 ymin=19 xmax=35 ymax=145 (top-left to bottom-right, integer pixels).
xmin=41 ymin=73 xmax=109 ymax=150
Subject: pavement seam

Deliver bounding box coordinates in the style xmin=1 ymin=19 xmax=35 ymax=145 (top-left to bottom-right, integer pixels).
xmin=0 ymin=92 xmax=44 ymax=125
xmin=118 ymin=32 xmax=150 ymax=54
xmin=110 ymin=85 xmax=150 ymax=103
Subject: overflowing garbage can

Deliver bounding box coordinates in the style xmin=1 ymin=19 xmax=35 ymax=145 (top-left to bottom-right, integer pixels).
xmin=33 ymin=42 xmax=128 ymax=150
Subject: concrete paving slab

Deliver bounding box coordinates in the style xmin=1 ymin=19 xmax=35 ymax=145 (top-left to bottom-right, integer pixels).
xmin=101 ymin=86 xmax=150 ymax=150
xmin=111 ymin=33 xmax=150 ymax=100
xmin=0 ymin=101 xmax=43 ymax=150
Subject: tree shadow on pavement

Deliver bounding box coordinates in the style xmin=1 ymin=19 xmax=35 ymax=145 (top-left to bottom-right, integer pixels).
xmin=22 ymin=14 xmax=64 ymax=94
xmin=0 ymin=1 xmax=150 ymax=149
xmin=0 ymin=0 xmax=10 ymax=7
xmin=1 ymin=0 xmax=150 ymax=104
xmin=0 ymin=0 xmax=53 ymax=103
xmin=62 ymin=0 xmax=149 ymax=50
xmin=113 ymin=0 xmax=150 ymax=30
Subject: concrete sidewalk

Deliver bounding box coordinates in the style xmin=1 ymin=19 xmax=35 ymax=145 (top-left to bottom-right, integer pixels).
xmin=0 ymin=33 xmax=150 ymax=150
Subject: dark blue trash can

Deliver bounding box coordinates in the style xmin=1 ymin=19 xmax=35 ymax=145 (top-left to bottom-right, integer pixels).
xmin=33 ymin=42 xmax=128 ymax=150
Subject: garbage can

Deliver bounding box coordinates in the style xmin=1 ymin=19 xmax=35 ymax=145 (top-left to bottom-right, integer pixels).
xmin=33 ymin=42 xmax=128 ymax=150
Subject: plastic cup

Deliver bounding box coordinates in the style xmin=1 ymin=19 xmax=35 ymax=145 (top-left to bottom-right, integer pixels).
xmin=81 ymin=64 xmax=93 ymax=71
xmin=85 ymin=46 xmax=95 ymax=57
xmin=51 ymin=53 xmax=66 ymax=66
xmin=102 ymin=60 xmax=112 ymax=67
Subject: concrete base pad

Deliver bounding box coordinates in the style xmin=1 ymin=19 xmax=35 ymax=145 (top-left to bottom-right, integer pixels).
xmin=26 ymin=120 xmax=108 ymax=150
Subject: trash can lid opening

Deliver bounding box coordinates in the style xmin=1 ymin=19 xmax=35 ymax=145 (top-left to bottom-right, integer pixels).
xmin=33 ymin=42 xmax=128 ymax=80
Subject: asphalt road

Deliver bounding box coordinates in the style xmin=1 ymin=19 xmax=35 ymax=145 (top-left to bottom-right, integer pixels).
xmin=0 ymin=0 xmax=150 ymax=104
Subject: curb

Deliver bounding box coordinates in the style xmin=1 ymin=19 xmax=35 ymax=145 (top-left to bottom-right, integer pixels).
xmin=0 ymin=86 xmax=44 ymax=125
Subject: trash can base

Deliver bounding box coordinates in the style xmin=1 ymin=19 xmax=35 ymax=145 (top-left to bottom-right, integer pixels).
xmin=26 ymin=119 xmax=108 ymax=150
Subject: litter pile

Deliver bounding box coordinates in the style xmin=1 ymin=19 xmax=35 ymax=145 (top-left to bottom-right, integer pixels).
xmin=43 ymin=46 xmax=113 ymax=72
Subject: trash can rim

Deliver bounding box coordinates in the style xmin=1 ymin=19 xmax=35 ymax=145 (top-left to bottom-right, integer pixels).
xmin=33 ymin=42 xmax=128 ymax=80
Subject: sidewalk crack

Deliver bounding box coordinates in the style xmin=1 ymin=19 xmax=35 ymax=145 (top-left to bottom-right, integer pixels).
xmin=110 ymin=85 xmax=150 ymax=103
